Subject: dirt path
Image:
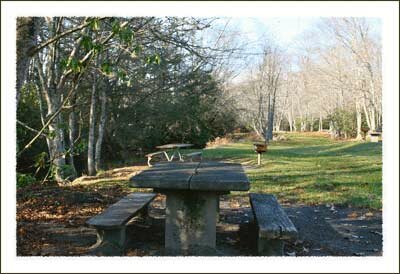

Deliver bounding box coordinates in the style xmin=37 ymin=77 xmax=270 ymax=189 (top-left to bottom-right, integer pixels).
xmin=17 ymin=186 xmax=382 ymax=256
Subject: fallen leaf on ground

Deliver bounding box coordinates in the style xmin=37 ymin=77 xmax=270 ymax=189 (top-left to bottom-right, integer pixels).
xmin=347 ymin=212 xmax=358 ymax=218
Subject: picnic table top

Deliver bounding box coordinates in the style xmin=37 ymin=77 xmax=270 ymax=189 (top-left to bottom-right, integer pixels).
xmin=129 ymin=161 xmax=250 ymax=192
xmin=155 ymin=143 xmax=193 ymax=149
xmin=369 ymin=132 xmax=382 ymax=135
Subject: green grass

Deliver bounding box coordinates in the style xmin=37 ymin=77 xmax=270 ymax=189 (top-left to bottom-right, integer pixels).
xmin=83 ymin=133 xmax=382 ymax=209
xmin=203 ymin=133 xmax=382 ymax=209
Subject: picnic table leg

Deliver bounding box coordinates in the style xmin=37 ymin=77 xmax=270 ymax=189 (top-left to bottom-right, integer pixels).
xmin=177 ymin=148 xmax=184 ymax=161
xmin=88 ymin=226 xmax=126 ymax=256
xmin=147 ymin=157 xmax=153 ymax=167
xmin=164 ymin=191 xmax=217 ymax=255
xmin=163 ymin=151 xmax=171 ymax=162
xmin=169 ymin=150 xmax=176 ymax=161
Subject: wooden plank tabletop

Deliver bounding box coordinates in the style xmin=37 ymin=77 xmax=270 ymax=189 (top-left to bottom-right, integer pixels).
xmin=155 ymin=143 xmax=193 ymax=149
xmin=190 ymin=161 xmax=249 ymax=191
xmin=130 ymin=161 xmax=249 ymax=192
xmin=130 ymin=162 xmax=199 ymax=189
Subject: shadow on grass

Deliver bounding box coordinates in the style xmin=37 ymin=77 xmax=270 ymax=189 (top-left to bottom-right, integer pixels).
xmin=203 ymin=146 xmax=254 ymax=162
xmin=267 ymin=142 xmax=382 ymax=158
xmin=203 ymin=141 xmax=382 ymax=162
xmin=250 ymin=167 xmax=382 ymax=184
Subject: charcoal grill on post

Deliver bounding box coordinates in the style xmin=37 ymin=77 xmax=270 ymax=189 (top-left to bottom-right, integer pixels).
xmin=253 ymin=143 xmax=268 ymax=165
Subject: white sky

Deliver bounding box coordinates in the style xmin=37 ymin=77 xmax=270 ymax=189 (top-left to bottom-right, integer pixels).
xmin=229 ymin=17 xmax=381 ymax=51
xmin=214 ymin=17 xmax=382 ymax=82
xmin=235 ymin=17 xmax=319 ymax=47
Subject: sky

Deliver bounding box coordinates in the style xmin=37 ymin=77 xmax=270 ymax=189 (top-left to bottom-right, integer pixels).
xmin=235 ymin=17 xmax=319 ymax=48
xmin=212 ymin=17 xmax=382 ymax=83
xmin=226 ymin=17 xmax=381 ymax=53
xmin=206 ymin=17 xmax=321 ymax=82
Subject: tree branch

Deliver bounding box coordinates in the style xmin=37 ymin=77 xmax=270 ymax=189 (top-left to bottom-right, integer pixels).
xmin=17 ymin=120 xmax=48 ymax=137
xmin=28 ymin=17 xmax=107 ymax=57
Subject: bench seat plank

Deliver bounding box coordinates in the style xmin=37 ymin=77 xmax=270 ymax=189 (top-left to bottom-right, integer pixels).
xmin=145 ymin=151 xmax=170 ymax=166
xmin=86 ymin=192 xmax=156 ymax=228
xmin=250 ymin=193 xmax=297 ymax=239
xmin=184 ymin=151 xmax=202 ymax=157
xmin=145 ymin=151 xmax=166 ymax=157
xmin=183 ymin=151 xmax=203 ymax=162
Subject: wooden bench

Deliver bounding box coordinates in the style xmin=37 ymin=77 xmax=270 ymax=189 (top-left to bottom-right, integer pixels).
xmin=86 ymin=192 xmax=157 ymax=255
xmin=145 ymin=151 xmax=169 ymax=167
xmin=249 ymin=193 xmax=298 ymax=256
xmin=183 ymin=151 xmax=202 ymax=162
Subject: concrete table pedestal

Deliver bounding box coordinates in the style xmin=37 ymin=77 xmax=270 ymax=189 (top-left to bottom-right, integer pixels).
xmin=165 ymin=191 xmax=217 ymax=255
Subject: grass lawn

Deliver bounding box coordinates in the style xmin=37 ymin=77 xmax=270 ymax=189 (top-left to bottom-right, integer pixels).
xmin=73 ymin=132 xmax=382 ymax=210
xmin=202 ymin=132 xmax=382 ymax=209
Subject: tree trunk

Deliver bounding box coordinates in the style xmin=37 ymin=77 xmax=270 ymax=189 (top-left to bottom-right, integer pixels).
xmin=362 ymin=100 xmax=372 ymax=130
xmin=329 ymin=120 xmax=337 ymax=139
xmin=293 ymin=118 xmax=297 ymax=131
xmin=287 ymin=114 xmax=293 ymax=132
xmin=377 ymin=109 xmax=382 ymax=130
xmin=252 ymin=120 xmax=263 ymax=139
xmin=95 ymin=87 xmax=107 ymax=171
xmin=266 ymin=88 xmax=277 ymax=141
xmin=319 ymin=113 xmax=323 ymax=131
xmin=88 ymin=74 xmax=97 ymax=176
xmin=16 ymin=17 xmax=37 ymax=104
xmin=274 ymin=115 xmax=282 ymax=132
xmin=46 ymin=96 xmax=66 ymax=182
xmin=369 ymin=107 xmax=376 ymax=132
xmin=300 ymin=119 xmax=306 ymax=132
xmin=266 ymin=110 xmax=274 ymax=141
xmin=355 ymin=101 xmax=363 ymax=140
xmin=68 ymin=95 xmax=78 ymax=178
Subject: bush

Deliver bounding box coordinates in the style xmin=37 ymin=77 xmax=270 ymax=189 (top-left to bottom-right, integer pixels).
xmin=328 ymin=109 xmax=356 ymax=139
xmin=17 ymin=173 xmax=37 ymax=188
xmin=50 ymin=164 xmax=77 ymax=182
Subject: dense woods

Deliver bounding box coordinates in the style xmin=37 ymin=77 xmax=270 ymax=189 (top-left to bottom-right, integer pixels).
xmin=16 ymin=17 xmax=381 ymax=185
xmin=16 ymin=17 xmax=238 ymax=183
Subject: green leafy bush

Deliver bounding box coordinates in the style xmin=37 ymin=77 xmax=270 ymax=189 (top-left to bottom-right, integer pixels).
xmin=328 ymin=109 xmax=356 ymax=138
xmin=17 ymin=173 xmax=37 ymax=188
xmin=50 ymin=164 xmax=77 ymax=182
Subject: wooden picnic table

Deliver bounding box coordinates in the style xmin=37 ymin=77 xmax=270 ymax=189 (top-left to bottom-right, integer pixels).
xmin=130 ymin=161 xmax=249 ymax=255
xmin=155 ymin=143 xmax=193 ymax=162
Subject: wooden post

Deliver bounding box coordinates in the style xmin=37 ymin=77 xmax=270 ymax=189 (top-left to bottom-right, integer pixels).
xmin=257 ymin=153 xmax=261 ymax=165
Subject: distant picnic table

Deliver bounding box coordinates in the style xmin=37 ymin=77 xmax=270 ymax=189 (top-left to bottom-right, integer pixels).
xmin=155 ymin=143 xmax=193 ymax=162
